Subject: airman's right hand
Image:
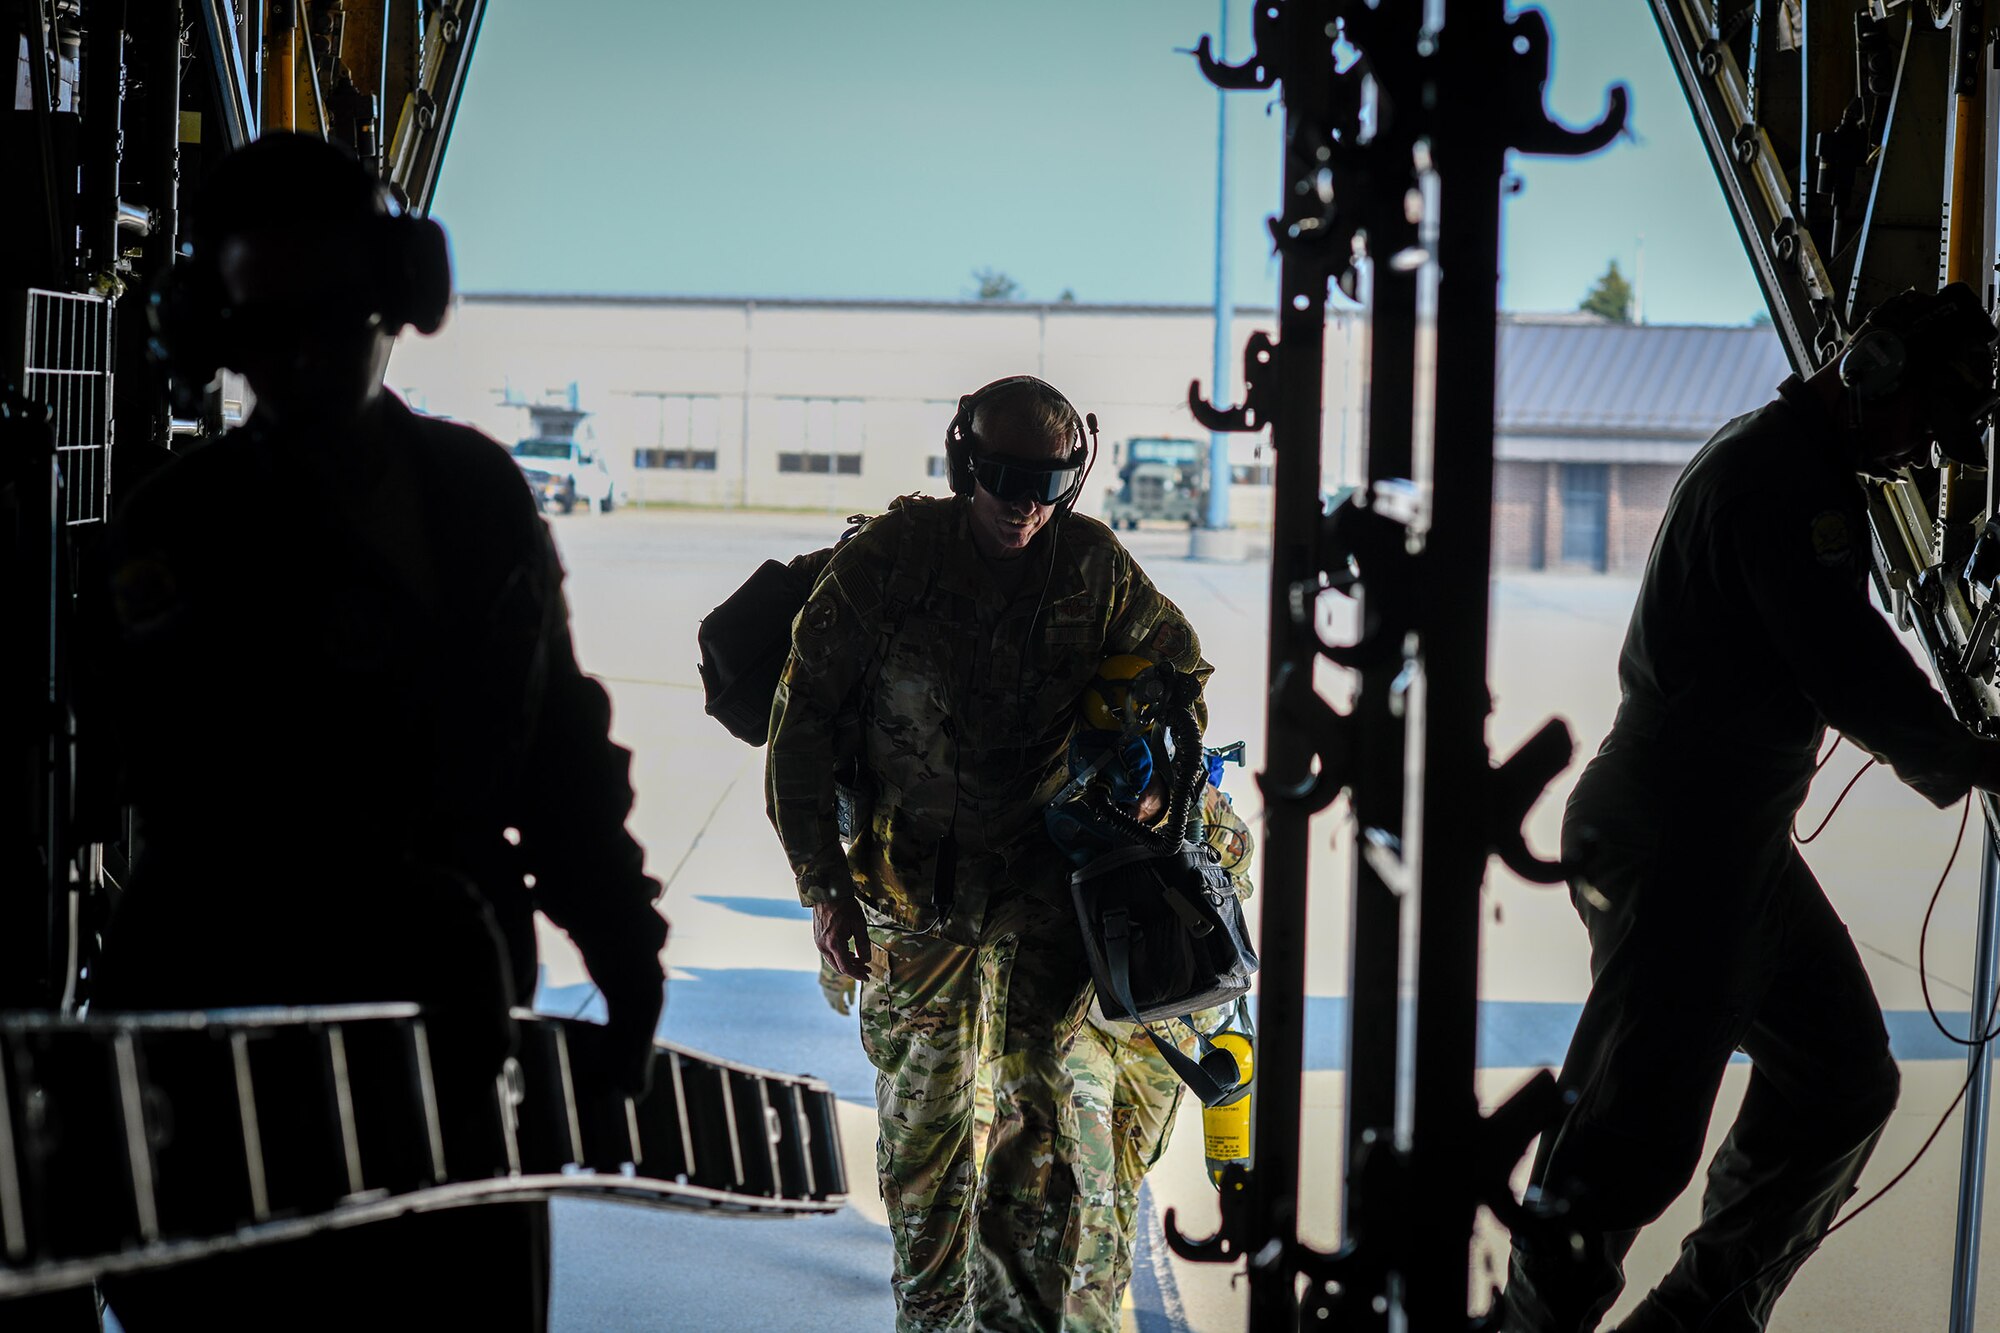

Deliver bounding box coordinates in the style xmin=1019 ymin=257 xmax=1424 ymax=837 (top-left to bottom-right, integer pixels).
xmin=813 ymin=894 xmax=871 ymax=981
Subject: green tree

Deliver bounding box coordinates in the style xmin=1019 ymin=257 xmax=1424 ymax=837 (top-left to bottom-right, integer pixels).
xmin=1579 ymin=260 xmax=1635 ymax=323
xmin=971 ymin=267 xmax=1022 ymax=301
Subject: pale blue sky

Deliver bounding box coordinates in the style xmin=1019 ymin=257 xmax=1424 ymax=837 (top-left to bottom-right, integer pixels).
xmin=431 ymin=1 xmax=1766 ymax=325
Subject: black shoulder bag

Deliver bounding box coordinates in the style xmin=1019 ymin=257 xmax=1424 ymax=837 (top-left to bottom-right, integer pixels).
xmin=695 ymin=517 xmax=868 ymax=745
xmin=1062 ymin=670 xmax=1259 ymax=1106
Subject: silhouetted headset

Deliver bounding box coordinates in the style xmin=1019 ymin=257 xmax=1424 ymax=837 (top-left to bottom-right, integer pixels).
xmin=943 ymin=375 xmax=1098 ymax=508
xmin=145 ymin=180 xmax=451 ymax=408
xmin=1837 ymin=282 xmax=2000 ymax=466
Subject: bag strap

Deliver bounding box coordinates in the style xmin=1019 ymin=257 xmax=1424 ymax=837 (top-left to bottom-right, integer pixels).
xmin=855 ymin=501 xmax=940 ymax=702
xmin=1102 ymin=908 xmax=1244 ymax=1108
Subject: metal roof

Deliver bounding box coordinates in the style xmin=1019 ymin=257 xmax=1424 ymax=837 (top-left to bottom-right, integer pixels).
xmin=1498 ymin=317 xmax=1794 ymax=440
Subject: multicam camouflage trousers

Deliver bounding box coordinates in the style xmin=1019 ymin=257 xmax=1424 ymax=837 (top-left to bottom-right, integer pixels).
xmin=968 ymin=995 xmax=1212 ymax=1333
xmin=1059 ymin=1015 xmax=1200 ymax=1333
xmin=859 ymin=891 xmax=1093 ymax=1333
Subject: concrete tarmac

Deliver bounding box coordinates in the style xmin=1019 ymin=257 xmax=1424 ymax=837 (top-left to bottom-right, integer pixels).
xmin=476 ymin=506 xmax=2000 ymax=1330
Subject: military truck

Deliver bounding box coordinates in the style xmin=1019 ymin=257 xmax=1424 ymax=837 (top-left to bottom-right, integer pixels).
xmin=503 ymin=386 xmax=618 ymax=515
xmin=1102 ymin=437 xmax=1206 ymax=529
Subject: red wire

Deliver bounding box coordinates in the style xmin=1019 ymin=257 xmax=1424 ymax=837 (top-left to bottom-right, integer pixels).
xmin=1823 ymin=792 xmax=1988 ymax=1236
xmin=1918 ymin=794 xmax=1990 ymax=1046
xmin=1792 ymin=761 xmax=1877 ymax=843
xmin=1698 ymin=786 xmax=1991 ymax=1327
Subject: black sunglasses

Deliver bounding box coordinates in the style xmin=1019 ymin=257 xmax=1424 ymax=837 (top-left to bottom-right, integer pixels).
xmin=218 ymin=295 xmax=384 ymax=354
xmin=972 ymin=453 xmax=1081 ymax=505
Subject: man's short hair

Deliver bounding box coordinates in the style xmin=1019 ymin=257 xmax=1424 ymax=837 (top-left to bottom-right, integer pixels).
xmin=188 ymin=132 xmax=385 ymax=256
xmin=971 ymin=378 xmax=1082 ymax=454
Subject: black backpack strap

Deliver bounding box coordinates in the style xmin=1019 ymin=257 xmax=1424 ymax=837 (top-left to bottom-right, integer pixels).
xmin=1102 ymin=907 xmax=1245 ymax=1108
xmin=851 ymin=502 xmax=938 ymax=712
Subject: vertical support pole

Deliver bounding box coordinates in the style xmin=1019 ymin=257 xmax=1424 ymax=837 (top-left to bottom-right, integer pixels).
xmin=1402 ymin=0 xmax=1506 ymax=1323
xmin=1341 ymin=7 xmax=1424 ymax=1262
xmin=43 ymin=406 xmax=67 ymax=1011
xmin=1946 ymin=9 xmax=1997 ymax=1320
xmin=1939 ymin=6 xmax=1987 ymax=554
xmin=266 ymin=0 xmax=298 ymax=134
xmin=1950 ymin=821 xmax=2000 ymax=1333
xmin=740 ymin=300 xmax=755 ymax=509
xmin=1245 ymin=3 xmax=1334 ymax=1327
xmin=79 ymin=0 xmax=130 ymax=283
xmin=1207 ymin=0 xmax=1234 ymax=534
xmin=1342 ymin=245 xmax=1418 ymax=1253
xmin=113 ymin=1 xmax=184 ymax=463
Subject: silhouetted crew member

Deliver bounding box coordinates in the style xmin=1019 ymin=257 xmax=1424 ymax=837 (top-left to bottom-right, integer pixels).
xmin=1501 ymin=284 xmax=2000 ymax=1333
xmin=94 ymin=133 xmax=667 ymax=1331
xmin=766 ymin=377 xmax=1211 ymax=1332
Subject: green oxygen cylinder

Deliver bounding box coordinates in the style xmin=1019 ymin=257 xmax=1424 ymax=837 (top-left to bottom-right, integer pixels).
xmin=1202 ymin=998 xmax=1255 ymax=1190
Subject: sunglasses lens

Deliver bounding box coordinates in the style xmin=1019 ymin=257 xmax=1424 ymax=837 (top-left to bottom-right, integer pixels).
xmin=219 ymin=298 xmax=381 ymax=357
xmin=975 ymin=459 xmax=1077 ymax=504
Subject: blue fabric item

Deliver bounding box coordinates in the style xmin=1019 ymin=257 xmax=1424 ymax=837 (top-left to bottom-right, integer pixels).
xmin=1205 ymin=752 xmax=1226 ymax=791
xmin=1069 ymin=730 xmax=1151 ymax=801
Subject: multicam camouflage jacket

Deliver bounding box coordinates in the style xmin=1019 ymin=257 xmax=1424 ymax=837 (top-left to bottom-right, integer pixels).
xmin=766 ymin=495 xmax=1211 ymax=929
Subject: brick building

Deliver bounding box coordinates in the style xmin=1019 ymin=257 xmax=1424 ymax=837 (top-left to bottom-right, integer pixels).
xmin=1492 ymin=317 xmax=1792 ymax=572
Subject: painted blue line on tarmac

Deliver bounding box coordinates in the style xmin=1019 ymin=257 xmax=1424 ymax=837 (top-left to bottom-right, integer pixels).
xmin=1299 ymin=996 xmax=1991 ymax=1071
xmin=536 ymin=967 xmax=1998 ymax=1097
xmin=693 ymin=894 xmax=814 ymax=920
xmin=536 ymin=966 xmax=877 ymax=1101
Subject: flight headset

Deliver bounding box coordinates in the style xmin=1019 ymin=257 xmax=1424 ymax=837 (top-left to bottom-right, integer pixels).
xmin=1836 ymin=282 xmax=2000 ymax=465
xmin=145 ymin=202 xmax=452 ymax=406
xmin=942 ymin=374 xmax=1099 ymax=509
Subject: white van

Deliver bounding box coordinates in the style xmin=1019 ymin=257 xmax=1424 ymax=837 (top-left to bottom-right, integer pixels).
xmin=509 ymin=437 xmax=617 ymax=515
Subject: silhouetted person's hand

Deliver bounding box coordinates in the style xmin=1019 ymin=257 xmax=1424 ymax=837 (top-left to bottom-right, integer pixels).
xmin=578 ymin=926 xmax=668 ymax=1099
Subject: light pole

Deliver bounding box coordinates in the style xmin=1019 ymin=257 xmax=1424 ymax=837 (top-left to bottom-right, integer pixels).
xmin=1192 ymin=0 xmax=1244 ymax=561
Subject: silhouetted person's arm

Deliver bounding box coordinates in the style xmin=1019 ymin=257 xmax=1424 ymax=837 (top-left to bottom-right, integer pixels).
xmin=513 ymin=522 xmax=668 ymax=1094
xmin=1724 ymin=487 xmax=2000 ymax=805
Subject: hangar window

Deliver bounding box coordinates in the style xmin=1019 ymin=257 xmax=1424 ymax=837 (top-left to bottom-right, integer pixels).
xmin=636 ymin=448 xmax=717 ymax=470
xmin=778 ymin=451 xmax=862 ymax=474
xmin=630 ymin=393 xmax=723 ymax=471
xmin=775 ymin=396 xmax=866 ymax=477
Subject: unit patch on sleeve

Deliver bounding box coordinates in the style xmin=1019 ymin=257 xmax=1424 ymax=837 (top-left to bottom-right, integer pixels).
xmin=802 ymin=597 xmax=840 ymax=638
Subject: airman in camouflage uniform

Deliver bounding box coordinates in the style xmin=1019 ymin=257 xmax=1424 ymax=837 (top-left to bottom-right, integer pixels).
xmin=767 ymin=378 xmax=1210 ymax=1333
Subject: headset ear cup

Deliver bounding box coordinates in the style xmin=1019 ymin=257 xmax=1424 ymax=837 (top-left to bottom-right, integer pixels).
xmin=1840 ymin=328 xmax=1906 ymax=401
xmin=377 ymin=215 xmax=453 ymax=335
xmin=407 ymin=218 xmax=453 ymax=334
xmin=948 ymin=442 xmax=973 ymax=497
xmin=945 ymin=397 xmax=976 ymax=497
